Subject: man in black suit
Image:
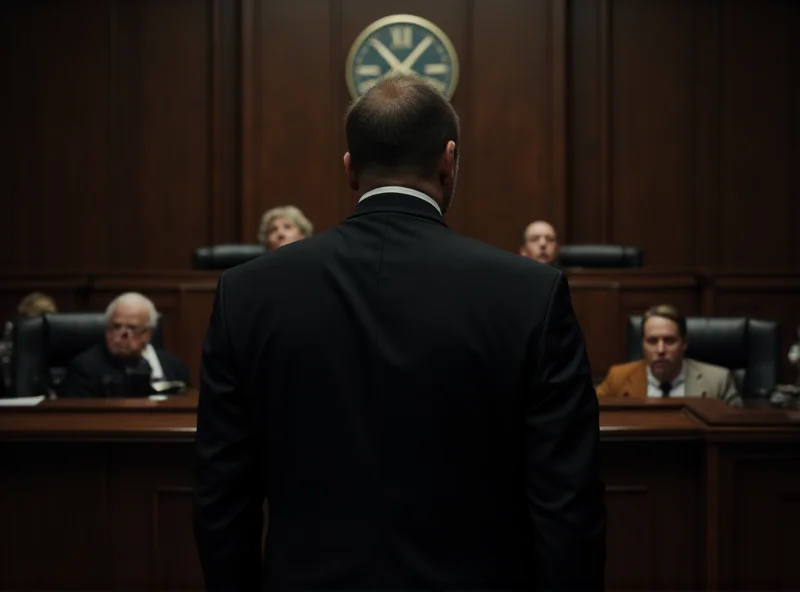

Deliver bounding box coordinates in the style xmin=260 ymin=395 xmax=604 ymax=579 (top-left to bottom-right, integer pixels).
xmin=194 ymin=73 xmax=606 ymax=591
xmin=59 ymin=292 xmax=190 ymax=398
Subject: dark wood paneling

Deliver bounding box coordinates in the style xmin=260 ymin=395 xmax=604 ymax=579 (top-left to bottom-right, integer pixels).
xmin=1 ymin=0 xmax=238 ymax=273
xmin=1 ymin=0 xmax=110 ymax=272
xmin=0 ymin=443 xmax=111 ymax=589
xmin=602 ymin=441 xmax=702 ymax=591
xmin=568 ymin=0 xmax=799 ymax=269
xmin=718 ymin=0 xmax=797 ymax=269
xmin=610 ymin=0 xmax=695 ymax=267
xmin=109 ymin=444 xmax=200 ymax=590
xmin=110 ymin=0 xmax=217 ymax=270
xmin=714 ymin=445 xmax=800 ymax=591
xmin=567 ymin=0 xmax=603 ymax=243
xmin=243 ymin=0 xmax=342 ymax=241
xmin=455 ymin=0 xmax=566 ymax=250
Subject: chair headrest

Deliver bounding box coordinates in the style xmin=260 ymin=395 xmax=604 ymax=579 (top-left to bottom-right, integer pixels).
xmin=192 ymin=244 xmax=266 ymax=270
xmin=627 ymin=316 xmax=748 ymax=368
xmin=559 ymin=244 xmax=643 ymax=268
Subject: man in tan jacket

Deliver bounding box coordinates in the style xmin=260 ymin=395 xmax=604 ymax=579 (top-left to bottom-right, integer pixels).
xmin=596 ymin=304 xmax=742 ymax=408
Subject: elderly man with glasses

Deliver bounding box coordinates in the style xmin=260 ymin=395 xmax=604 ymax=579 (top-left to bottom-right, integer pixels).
xmin=59 ymin=292 xmax=190 ymax=398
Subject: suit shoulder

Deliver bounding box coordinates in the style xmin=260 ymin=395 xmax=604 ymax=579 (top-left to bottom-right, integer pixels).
xmin=69 ymin=343 xmax=104 ymax=368
xmin=222 ymin=231 xmax=334 ymax=285
xmin=608 ymin=360 xmax=645 ymax=379
xmin=687 ymin=358 xmax=731 ymax=378
xmin=448 ymin=234 xmax=563 ymax=280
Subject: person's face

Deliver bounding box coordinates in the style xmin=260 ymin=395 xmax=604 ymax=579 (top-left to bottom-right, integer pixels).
xmin=642 ymin=316 xmax=687 ymax=382
xmin=520 ymin=221 xmax=559 ymax=264
xmin=266 ymin=217 xmax=303 ymax=251
xmin=105 ymin=303 xmax=152 ymax=358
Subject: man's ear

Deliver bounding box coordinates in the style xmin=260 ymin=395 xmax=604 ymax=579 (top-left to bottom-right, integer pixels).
xmin=439 ymin=141 xmax=456 ymax=186
xmin=343 ymin=152 xmax=359 ymax=191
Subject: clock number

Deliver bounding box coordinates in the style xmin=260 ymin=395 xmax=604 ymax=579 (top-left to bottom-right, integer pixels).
xmin=424 ymin=63 xmax=450 ymax=75
xmin=356 ymin=65 xmax=382 ymax=77
xmin=390 ymin=26 xmax=413 ymax=49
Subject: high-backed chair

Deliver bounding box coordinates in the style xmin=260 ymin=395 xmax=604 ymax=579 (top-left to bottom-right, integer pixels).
xmin=559 ymin=245 xmax=643 ymax=268
xmin=192 ymin=244 xmax=266 ymax=270
xmin=626 ymin=316 xmax=780 ymax=396
xmin=10 ymin=312 xmax=162 ymax=398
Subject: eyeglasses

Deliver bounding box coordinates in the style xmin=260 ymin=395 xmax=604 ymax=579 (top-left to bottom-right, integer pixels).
xmin=108 ymin=322 xmax=149 ymax=335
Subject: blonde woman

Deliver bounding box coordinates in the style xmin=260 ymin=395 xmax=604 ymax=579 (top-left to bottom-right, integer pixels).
xmin=257 ymin=206 xmax=313 ymax=251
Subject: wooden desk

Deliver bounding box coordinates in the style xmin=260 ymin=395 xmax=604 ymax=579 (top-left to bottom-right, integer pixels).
xmin=1 ymin=396 xmax=799 ymax=591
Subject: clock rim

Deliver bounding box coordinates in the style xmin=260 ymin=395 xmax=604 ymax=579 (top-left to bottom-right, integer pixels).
xmin=344 ymin=13 xmax=460 ymax=102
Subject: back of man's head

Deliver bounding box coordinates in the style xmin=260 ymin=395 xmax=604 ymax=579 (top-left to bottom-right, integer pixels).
xmin=344 ymin=73 xmax=460 ymax=182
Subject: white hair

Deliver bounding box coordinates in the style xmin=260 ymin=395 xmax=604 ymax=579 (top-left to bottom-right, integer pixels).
xmin=104 ymin=292 xmax=158 ymax=329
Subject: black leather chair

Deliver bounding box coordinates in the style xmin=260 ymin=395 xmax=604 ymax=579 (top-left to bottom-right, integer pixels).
xmin=10 ymin=312 xmax=162 ymax=398
xmin=559 ymin=245 xmax=643 ymax=268
xmin=192 ymin=244 xmax=266 ymax=270
xmin=626 ymin=316 xmax=780 ymax=396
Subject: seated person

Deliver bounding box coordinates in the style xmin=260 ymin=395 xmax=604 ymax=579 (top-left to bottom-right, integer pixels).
xmin=519 ymin=220 xmax=559 ymax=265
xmin=1 ymin=292 xmax=58 ymax=396
xmin=257 ymin=205 xmax=314 ymax=251
xmin=59 ymin=292 xmax=190 ymax=398
xmin=595 ymin=304 xmax=743 ymax=407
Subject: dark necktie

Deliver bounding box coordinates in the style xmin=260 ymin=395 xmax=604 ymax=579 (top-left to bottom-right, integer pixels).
xmin=659 ymin=381 xmax=672 ymax=398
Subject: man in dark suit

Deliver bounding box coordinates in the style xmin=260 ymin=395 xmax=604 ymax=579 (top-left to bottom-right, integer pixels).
xmin=194 ymin=73 xmax=606 ymax=591
xmin=59 ymin=292 xmax=190 ymax=398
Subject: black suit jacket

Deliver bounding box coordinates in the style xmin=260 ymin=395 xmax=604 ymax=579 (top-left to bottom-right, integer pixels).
xmin=59 ymin=343 xmax=190 ymax=398
xmin=194 ymin=193 xmax=606 ymax=591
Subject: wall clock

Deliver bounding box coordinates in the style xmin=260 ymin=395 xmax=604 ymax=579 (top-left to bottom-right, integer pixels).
xmin=345 ymin=14 xmax=459 ymax=101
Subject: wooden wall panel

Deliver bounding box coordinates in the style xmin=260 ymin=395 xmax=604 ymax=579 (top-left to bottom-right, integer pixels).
xmin=610 ymin=0 xmax=695 ymax=267
xmin=109 ymin=0 xmax=218 ymax=270
xmin=456 ymin=0 xmax=566 ymax=251
xmin=240 ymin=0 xmax=342 ymax=243
xmin=1 ymin=0 xmax=239 ymax=273
xmin=602 ymin=441 xmax=702 ymax=591
xmin=0 ymin=443 xmax=111 ymax=589
xmin=1 ymin=0 xmax=111 ymax=272
xmin=718 ymin=0 xmax=798 ymax=269
xmin=568 ymin=0 xmax=799 ymax=268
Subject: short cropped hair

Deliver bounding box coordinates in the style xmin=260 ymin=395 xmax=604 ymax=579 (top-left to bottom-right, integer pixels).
xmin=257 ymin=205 xmax=314 ymax=245
xmin=105 ymin=292 xmax=158 ymax=329
xmin=642 ymin=304 xmax=687 ymax=339
xmin=17 ymin=292 xmax=57 ymax=318
xmin=344 ymin=72 xmax=460 ymax=179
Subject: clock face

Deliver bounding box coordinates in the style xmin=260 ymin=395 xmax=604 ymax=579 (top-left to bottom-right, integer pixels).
xmin=345 ymin=14 xmax=459 ymax=101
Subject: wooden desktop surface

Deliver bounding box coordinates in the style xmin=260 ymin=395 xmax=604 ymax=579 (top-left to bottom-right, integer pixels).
xmin=1 ymin=396 xmax=799 ymax=591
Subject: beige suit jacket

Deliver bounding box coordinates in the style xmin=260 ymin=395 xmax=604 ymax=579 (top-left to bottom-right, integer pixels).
xmin=595 ymin=358 xmax=743 ymax=408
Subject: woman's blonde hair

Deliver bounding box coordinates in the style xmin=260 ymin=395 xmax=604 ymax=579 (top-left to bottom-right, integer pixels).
xmin=17 ymin=292 xmax=57 ymax=318
xmin=257 ymin=205 xmax=314 ymax=245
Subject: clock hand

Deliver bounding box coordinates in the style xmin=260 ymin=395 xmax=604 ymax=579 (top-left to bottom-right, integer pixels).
xmin=369 ymin=38 xmax=402 ymax=69
xmin=399 ymin=35 xmax=434 ymax=71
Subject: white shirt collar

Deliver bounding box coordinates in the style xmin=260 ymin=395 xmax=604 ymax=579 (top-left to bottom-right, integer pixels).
xmin=358 ymin=186 xmax=442 ymax=215
xmin=141 ymin=344 xmax=164 ymax=381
